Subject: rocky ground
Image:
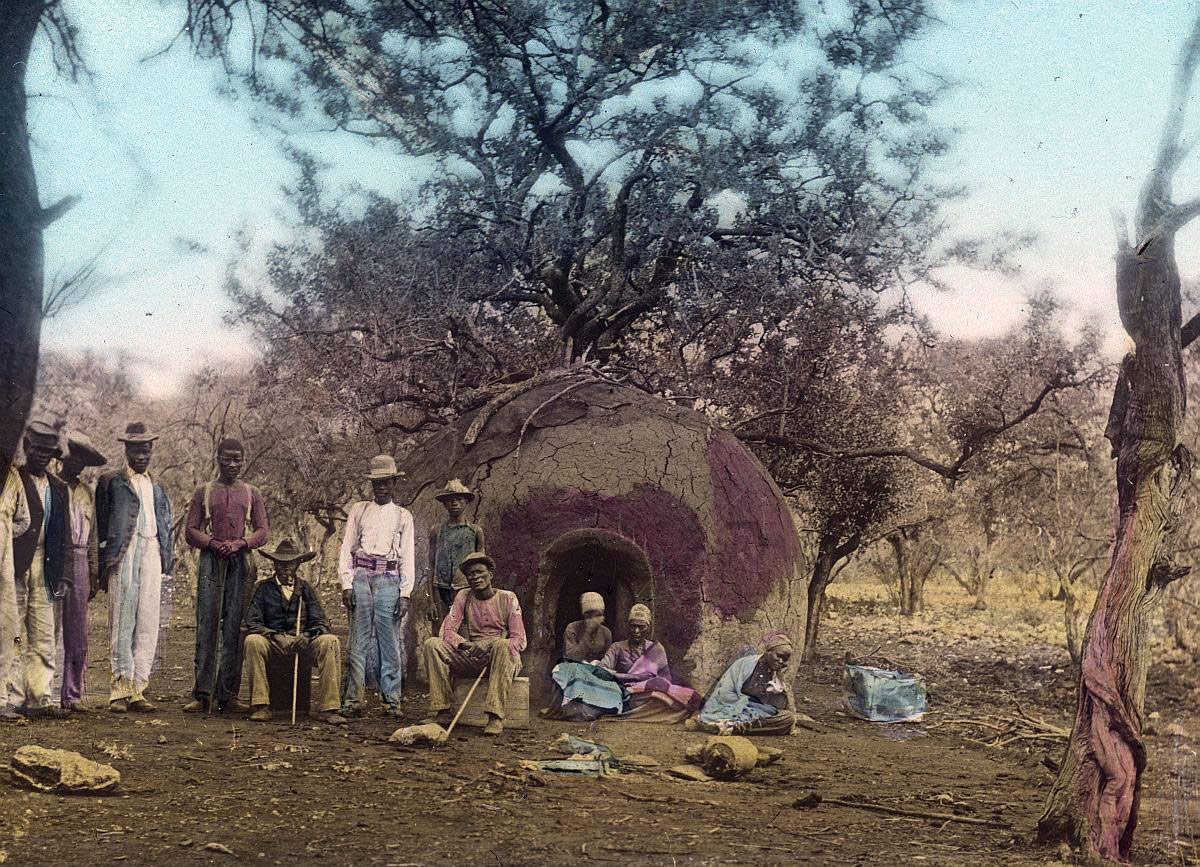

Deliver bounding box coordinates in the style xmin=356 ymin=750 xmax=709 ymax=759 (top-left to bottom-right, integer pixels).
xmin=0 ymin=576 xmax=1196 ymax=865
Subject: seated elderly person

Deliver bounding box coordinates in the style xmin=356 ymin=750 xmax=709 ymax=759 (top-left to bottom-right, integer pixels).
xmin=563 ymin=592 xmax=611 ymax=663
xmin=422 ymin=552 xmax=525 ymax=736
xmin=242 ymin=539 xmax=346 ymax=725
xmin=692 ymin=631 xmax=796 ymax=735
xmin=546 ymin=603 xmax=698 ymax=723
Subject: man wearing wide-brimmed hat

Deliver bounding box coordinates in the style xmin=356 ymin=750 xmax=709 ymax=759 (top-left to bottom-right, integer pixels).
xmin=9 ymin=420 xmax=73 ymax=719
xmin=0 ymin=450 xmax=32 ymax=721
xmin=336 ymin=455 xmax=414 ymax=718
xmin=242 ymin=539 xmax=345 ymax=725
xmin=426 ymin=479 xmax=486 ymax=624
xmin=423 ymin=551 xmax=526 ymax=736
xmin=51 ymin=431 xmax=107 ymax=712
xmin=95 ymin=421 xmax=173 ymax=713
xmin=182 ymin=437 xmax=270 ymax=714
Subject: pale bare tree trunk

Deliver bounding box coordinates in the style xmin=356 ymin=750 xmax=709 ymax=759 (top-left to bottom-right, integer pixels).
xmin=1038 ymin=16 xmax=1200 ymax=859
xmin=0 ymin=1 xmax=47 ymax=473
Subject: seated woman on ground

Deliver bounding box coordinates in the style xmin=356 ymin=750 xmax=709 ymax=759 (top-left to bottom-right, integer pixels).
xmin=563 ymin=592 xmax=612 ymax=663
xmin=541 ymin=592 xmax=619 ymax=721
xmin=690 ymin=631 xmax=796 ymax=735
xmin=543 ymin=603 xmax=698 ymax=723
xmin=597 ymin=603 xmax=699 ymax=723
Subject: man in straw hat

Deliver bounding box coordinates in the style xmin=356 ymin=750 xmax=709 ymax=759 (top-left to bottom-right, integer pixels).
xmin=337 ymin=454 xmax=414 ymax=718
xmin=95 ymin=421 xmax=173 ymax=713
xmin=426 ymin=479 xmax=486 ymax=624
xmin=9 ymin=420 xmax=73 ymax=719
xmin=183 ymin=437 xmax=270 ymax=714
xmin=423 ymin=551 xmax=526 ymax=736
xmin=242 ymin=539 xmax=346 ymax=725
xmin=0 ymin=460 xmax=31 ymax=721
xmin=52 ymin=431 xmax=106 ymax=712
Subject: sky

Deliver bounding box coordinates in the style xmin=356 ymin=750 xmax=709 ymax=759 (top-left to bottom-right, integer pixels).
xmin=27 ymin=0 xmax=1200 ymax=396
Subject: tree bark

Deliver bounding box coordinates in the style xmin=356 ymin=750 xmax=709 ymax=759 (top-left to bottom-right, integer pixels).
xmin=802 ymin=530 xmax=860 ymax=663
xmin=0 ymin=1 xmax=47 ymax=474
xmin=1038 ymin=17 xmax=1200 ymax=858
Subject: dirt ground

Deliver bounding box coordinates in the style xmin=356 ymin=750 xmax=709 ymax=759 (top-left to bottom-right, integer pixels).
xmin=0 ymin=576 xmax=1196 ymax=866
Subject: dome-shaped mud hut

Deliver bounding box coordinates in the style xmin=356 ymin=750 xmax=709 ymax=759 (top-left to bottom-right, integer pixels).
xmin=398 ymin=369 xmax=807 ymax=690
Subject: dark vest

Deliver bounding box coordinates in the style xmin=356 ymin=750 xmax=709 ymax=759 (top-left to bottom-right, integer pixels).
xmin=12 ymin=468 xmax=69 ymax=588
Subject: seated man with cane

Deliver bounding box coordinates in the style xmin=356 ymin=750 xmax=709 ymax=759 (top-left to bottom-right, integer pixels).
xmin=242 ymin=539 xmax=346 ymax=725
xmin=422 ymin=552 xmax=525 ymax=736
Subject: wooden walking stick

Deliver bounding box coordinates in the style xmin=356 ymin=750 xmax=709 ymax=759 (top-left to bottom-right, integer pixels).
xmin=291 ymin=593 xmax=304 ymax=726
xmin=445 ymin=665 xmax=488 ymax=738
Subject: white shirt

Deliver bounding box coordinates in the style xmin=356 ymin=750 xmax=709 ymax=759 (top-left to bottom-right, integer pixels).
xmin=31 ymin=473 xmax=49 ymax=547
xmin=337 ymin=500 xmax=415 ymax=595
xmin=131 ymin=472 xmax=157 ymax=538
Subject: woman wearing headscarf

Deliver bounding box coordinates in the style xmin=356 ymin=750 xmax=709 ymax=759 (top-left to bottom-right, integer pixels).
xmin=543 ymin=602 xmax=698 ymax=723
xmin=692 ymin=631 xmax=796 ymax=735
xmin=598 ymin=603 xmax=698 ymax=723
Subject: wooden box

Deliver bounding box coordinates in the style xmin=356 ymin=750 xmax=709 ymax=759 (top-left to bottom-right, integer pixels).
xmin=450 ymin=675 xmax=530 ymax=729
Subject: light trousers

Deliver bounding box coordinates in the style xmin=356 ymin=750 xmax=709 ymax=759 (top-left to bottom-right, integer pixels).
xmin=423 ymin=636 xmax=521 ymax=720
xmin=109 ymin=536 xmax=162 ymax=701
xmin=10 ymin=549 xmax=55 ymax=710
xmin=244 ymin=633 xmax=341 ymax=713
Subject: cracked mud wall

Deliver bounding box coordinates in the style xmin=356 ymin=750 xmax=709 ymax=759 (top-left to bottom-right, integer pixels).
xmin=397 ymin=375 xmax=808 ymax=689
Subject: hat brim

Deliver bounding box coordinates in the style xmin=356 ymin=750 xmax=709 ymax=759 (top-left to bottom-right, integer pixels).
xmin=24 ymin=439 xmax=62 ymax=456
xmin=262 ymin=550 xmax=317 ymax=564
xmin=66 ymin=443 xmax=108 ymax=467
xmin=435 ymin=492 xmax=475 ymax=502
xmin=365 ymin=471 xmax=403 ymax=480
xmin=459 ymin=553 xmax=495 ymax=572
xmin=118 ymin=434 xmax=159 ymax=444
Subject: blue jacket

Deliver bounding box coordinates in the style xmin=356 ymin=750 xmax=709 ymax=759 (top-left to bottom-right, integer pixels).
xmin=12 ymin=468 xmax=72 ymax=594
xmin=95 ymin=468 xmax=174 ymax=588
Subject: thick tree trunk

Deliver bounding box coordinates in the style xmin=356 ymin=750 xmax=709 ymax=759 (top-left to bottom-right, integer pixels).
xmin=1038 ymin=25 xmax=1198 ymax=855
xmin=0 ymin=2 xmax=47 ymax=473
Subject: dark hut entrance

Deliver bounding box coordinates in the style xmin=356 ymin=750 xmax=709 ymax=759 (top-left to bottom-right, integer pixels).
xmin=539 ymin=529 xmax=654 ymax=675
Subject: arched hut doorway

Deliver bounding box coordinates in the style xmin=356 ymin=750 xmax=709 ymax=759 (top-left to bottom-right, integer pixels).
xmin=530 ymin=528 xmax=654 ymax=684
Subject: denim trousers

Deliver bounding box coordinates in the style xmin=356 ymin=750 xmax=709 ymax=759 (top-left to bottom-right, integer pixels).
xmin=343 ymin=568 xmax=407 ymax=709
xmin=193 ymin=550 xmax=249 ymax=702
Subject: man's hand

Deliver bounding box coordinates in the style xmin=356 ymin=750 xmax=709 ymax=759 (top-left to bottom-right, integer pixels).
xmin=460 ymin=642 xmax=489 ymax=664
xmin=426 ymin=593 xmax=440 ymax=622
xmin=342 ymin=588 xmax=354 ymax=611
xmin=211 ymin=540 xmax=233 ymax=559
xmin=276 ymin=633 xmax=299 ymax=654
xmin=395 ymin=596 xmax=411 ymax=619
xmin=583 ymin=612 xmax=605 ymax=634
xmin=88 ymin=577 xmax=99 ymax=601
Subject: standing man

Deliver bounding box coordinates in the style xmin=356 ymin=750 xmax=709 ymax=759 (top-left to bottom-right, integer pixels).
xmin=337 ymin=455 xmax=414 ymax=719
xmin=423 ymin=552 xmax=526 ymax=736
xmin=10 ymin=420 xmax=73 ymax=719
xmin=183 ymin=438 xmax=269 ymax=713
xmin=53 ymin=432 xmax=106 ymax=712
xmin=96 ymin=421 xmax=173 ymax=714
xmin=426 ymin=479 xmax=486 ymax=624
xmin=0 ymin=462 xmax=31 ymax=721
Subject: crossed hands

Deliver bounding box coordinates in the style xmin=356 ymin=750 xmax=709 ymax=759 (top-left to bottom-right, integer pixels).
xmin=275 ymin=633 xmax=312 ymax=654
xmin=210 ymin=538 xmax=247 ymax=560
xmin=457 ymin=642 xmax=491 ymax=665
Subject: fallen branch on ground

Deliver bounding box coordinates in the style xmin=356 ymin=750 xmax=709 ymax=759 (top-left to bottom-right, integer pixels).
xmin=795 ymin=793 xmax=1011 ymax=829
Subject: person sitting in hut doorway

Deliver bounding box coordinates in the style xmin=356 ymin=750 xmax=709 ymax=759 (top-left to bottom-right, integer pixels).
xmin=691 ymin=631 xmax=797 ymax=735
xmin=95 ymin=421 xmax=173 ymax=714
xmin=0 ymin=463 xmax=31 ymax=722
xmin=338 ymin=455 xmax=414 ymax=719
xmin=11 ymin=421 xmax=74 ymax=719
xmin=544 ymin=602 xmax=698 ymax=723
xmin=183 ymin=438 xmax=270 ymax=714
xmin=423 ymin=552 xmax=525 ymax=736
xmin=563 ymin=592 xmax=611 ymax=663
xmin=53 ymin=431 xmax=106 ymax=714
xmin=426 ymin=479 xmax=486 ymax=625
xmin=242 ymin=539 xmax=346 ymax=725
